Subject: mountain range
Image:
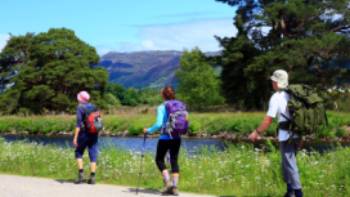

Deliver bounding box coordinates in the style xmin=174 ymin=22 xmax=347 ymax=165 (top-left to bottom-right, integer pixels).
xmin=99 ymin=50 xmax=220 ymax=88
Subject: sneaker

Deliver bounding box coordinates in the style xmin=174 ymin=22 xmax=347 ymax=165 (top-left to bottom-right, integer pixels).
xmin=87 ymin=176 xmax=96 ymax=185
xmin=74 ymin=173 xmax=83 ymax=184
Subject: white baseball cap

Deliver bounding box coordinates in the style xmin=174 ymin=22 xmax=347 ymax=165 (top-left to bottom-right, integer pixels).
xmin=270 ymin=69 xmax=288 ymax=89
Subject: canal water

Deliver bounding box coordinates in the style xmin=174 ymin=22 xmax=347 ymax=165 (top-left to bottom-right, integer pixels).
xmin=1 ymin=135 xmax=346 ymax=154
xmin=1 ymin=135 xmax=226 ymax=155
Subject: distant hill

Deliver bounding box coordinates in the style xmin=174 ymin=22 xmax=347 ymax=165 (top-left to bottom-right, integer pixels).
xmin=99 ymin=50 xmax=220 ymax=88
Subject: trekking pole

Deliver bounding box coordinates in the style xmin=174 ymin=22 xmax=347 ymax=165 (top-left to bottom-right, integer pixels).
xmin=136 ymin=133 xmax=147 ymax=195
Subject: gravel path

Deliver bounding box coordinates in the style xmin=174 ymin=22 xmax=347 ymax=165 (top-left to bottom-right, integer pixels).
xmin=0 ymin=174 xmax=215 ymax=197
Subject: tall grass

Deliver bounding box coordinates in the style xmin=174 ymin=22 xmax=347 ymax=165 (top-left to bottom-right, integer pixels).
xmin=0 ymin=138 xmax=349 ymax=196
xmin=0 ymin=112 xmax=349 ymax=138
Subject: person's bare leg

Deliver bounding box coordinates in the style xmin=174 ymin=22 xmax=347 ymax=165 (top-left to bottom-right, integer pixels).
xmin=75 ymin=158 xmax=84 ymax=184
xmin=161 ymin=169 xmax=171 ymax=194
xmin=90 ymin=162 xmax=96 ymax=173
xmin=77 ymin=158 xmax=83 ymax=169
xmin=171 ymin=173 xmax=179 ymax=195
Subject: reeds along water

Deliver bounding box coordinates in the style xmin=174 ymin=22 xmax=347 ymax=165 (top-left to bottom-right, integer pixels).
xmin=0 ymin=112 xmax=348 ymax=139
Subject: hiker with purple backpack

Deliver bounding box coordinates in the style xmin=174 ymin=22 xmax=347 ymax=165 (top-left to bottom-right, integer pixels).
xmin=143 ymin=86 xmax=189 ymax=196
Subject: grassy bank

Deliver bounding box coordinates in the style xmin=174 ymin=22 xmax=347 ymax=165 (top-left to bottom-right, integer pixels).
xmin=0 ymin=138 xmax=349 ymax=196
xmin=0 ymin=112 xmax=349 ymax=138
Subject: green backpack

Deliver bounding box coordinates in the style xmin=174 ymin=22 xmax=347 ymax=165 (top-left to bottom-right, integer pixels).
xmin=280 ymin=84 xmax=328 ymax=135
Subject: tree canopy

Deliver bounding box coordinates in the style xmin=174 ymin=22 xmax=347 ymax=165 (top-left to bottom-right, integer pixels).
xmin=176 ymin=48 xmax=224 ymax=110
xmin=216 ymin=0 xmax=350 ymax=109
xmin=0 ymin=28 xmax=108 ymax=114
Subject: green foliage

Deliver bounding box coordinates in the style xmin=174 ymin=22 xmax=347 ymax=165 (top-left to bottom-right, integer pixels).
xmin=176 ymin=48 xmax=225 ymax=110
xmin=216 ymin=0 xmax=350 ymax=110
xmin=94 ymin=93 xmax=121 ymax=113
xmin=138 ymin=88 xmax=163 ymax=105
xmin=0 ymin=89 xmax=21 ymax=114
xmin=106 ymin=83 xmax=161 ymax=106
xmin=217 ymin=35 xmax=264 ymax=109
xmin=0 ymin=28 xmax=108 ymax=114
xmin=122 ymin=88 xmax=142 ymax=106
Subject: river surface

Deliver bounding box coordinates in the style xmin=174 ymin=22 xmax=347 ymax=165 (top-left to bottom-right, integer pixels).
xmin=1 ymin=135 xmax=226 ymax=155
xmin=1 ymin=134 xmax=346 ymax=154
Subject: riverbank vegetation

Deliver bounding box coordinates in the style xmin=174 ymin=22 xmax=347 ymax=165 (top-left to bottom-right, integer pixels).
xmin=0 ymin=112 xmax=349 ymax=140
xmin=0 ymin=138 xmax=349 ymax=196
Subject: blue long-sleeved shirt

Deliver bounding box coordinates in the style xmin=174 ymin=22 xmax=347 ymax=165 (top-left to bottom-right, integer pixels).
xmin=147 ymin=104 xmax=178 ymax=140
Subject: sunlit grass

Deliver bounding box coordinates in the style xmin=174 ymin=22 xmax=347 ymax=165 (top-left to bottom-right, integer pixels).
xmin=0 ymin=138 xmax=349 ymax=196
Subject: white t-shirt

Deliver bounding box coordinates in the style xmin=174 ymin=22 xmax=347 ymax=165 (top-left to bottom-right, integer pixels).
xmin=266 ymin=91 xmax=294 ymax=142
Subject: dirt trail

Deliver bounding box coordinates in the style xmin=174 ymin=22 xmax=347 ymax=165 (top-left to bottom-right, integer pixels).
xmin=0 ymin=174 xmax=215 ymax=197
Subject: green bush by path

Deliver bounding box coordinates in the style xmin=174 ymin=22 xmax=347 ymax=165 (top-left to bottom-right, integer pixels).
xmin=0 ymin=139 xmax=349 ymax=196
xmin=0 ymin=112 xmax=349 ymax=138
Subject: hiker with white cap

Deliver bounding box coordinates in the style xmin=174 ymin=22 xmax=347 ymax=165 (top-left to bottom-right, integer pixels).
xmin=248 ymin=69 xmax=303 ymax=197
xmin=73 ymin=90 xmax=100 ymax=184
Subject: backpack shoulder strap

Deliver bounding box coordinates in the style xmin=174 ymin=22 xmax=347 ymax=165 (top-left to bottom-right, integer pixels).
xmin=279 ymin=89 xmax=292 ymax=122
xmin=163 ymin=101 xmax=170 ymax=114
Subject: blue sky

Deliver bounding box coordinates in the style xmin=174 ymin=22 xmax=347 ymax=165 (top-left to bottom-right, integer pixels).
xmin=0 ymin=0 xmax=237 ymax=55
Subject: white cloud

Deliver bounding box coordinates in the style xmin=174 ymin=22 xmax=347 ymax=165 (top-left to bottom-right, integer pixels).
xmin=95 ymin=45 xmax=115 ymax=56
xmin=260 ymin=26 xmax=272 ymax=36
xmin=0 ymin=34 xmax=10 ymax=52
xmin=96 ymin=42 xmax=144 ymax=56
xmin=109 ymin=19 xmax=237 ymax=53
xmin=141 ymin=40 xmax=156 ymax=50
xmin=138 ymin=19 xmax=237 ymax=52
xmin=321 ymin=9 xmax=344 ymax=23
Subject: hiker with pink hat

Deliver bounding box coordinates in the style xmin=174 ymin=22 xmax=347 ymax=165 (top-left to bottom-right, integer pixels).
xmin=77 ymin=91 xmax=90 ymax=104
xmin=73 ymin=90 xmax=99 ymax=185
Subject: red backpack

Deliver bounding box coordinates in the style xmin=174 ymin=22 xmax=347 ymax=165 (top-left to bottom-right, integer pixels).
xmin=81 ymin=105 xmax=103 ymax=134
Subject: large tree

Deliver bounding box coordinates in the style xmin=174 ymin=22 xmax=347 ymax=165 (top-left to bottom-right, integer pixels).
xmin=176 ymin=48 xmax=224 ymax=110
xmin=0 ymin=28 xmax=108 ymax=114
xmin=216 ymin=0 xmax=350 ymax=109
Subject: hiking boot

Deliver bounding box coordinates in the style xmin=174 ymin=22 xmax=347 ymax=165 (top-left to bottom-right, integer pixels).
xmin=284 ymin=191 xmax=295 ymax=197
xmin=87 ymin=176 xmax=96 ymax=185
xmin=170 ymin=186 xmax=179 ymax=196
xmin=161 ymin=186 xmax=179 ymax=196
xmin=161 ymin=187 xmax=172 ymax=195
xmin=74 ymin=173 xmax=83 ymax=184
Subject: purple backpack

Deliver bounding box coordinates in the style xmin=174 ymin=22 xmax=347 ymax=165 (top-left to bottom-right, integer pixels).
xmin=162 ymin=100 xmax=189 ymax=137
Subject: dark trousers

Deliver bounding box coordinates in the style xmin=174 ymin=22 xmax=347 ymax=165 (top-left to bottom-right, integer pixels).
xmin=75 ymin=133 xmax=98 ymax=162
xmin=155 ymin=139 xmax=181 ymax=173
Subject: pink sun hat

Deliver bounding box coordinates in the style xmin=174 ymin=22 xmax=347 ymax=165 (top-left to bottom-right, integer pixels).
xmin=77 ymin=91 xmax=90 ymax=104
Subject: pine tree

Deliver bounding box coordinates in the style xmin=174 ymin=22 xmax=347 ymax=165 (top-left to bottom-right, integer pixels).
xmin=216 ymin=0 xmax=350 ymax=109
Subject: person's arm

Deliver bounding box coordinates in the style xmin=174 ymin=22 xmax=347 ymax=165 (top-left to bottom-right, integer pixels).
xmin=248 ymin=116 xmax=273 ymax=142
xmin=143 ymin=105 xmax=166 ymax=134
xmin=249 ymin=95 xmax=277 ymax=142
xmin=73 ymin=107 xmax=83 ymax=147
xmin=73 ymin=127 xmax=80 ymax=147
